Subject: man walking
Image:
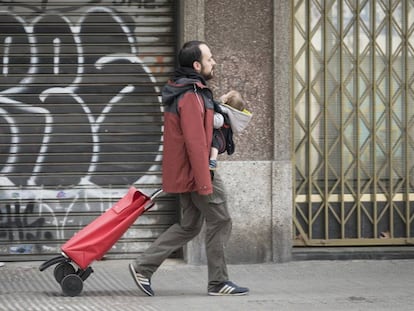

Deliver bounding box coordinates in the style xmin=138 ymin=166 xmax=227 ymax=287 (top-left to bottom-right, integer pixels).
xmin=129 ymin=41 xmax=249 ymax=296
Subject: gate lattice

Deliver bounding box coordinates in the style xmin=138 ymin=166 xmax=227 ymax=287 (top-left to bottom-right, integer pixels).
xmin=292 ymin=0 xmax=414 ymax=246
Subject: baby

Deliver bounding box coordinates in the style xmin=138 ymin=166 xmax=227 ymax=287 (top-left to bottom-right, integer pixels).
xmin=210 ymin=90 xmax=251 ymax=170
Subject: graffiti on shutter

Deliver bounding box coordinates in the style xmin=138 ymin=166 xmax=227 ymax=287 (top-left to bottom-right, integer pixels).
xmin=0 ymin=0 xmax=177 ymax=259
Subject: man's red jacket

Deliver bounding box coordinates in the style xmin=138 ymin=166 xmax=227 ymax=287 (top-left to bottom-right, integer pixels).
xmin=161 ymin=78 xmax=214 ymax=195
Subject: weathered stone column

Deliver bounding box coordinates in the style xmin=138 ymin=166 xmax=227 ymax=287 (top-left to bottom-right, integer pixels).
xmin=272 ymin=0 xmax=292 ymax=262
xmin=177 ymin=0 xmax=293 ymax=264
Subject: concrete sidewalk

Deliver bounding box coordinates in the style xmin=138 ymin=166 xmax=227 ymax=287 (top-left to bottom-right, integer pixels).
xmin=0 ymin=258 xmax=413 ymax=311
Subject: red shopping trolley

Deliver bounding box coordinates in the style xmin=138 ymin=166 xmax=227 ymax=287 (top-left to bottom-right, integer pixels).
xmin=39 ymin=187 xmax=162 ymax=296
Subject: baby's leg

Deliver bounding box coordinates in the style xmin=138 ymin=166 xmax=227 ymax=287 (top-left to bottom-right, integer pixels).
xmin=209 ymin=147 xmax=219 ymax=170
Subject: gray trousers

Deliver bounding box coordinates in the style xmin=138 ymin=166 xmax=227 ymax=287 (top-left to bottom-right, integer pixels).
xmin=133 ymin=173 xmax=232 ymax=290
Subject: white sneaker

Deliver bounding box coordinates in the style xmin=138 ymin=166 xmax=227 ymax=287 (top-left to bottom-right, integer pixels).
xmin=0 ymin=262 xmax=4 ymax=267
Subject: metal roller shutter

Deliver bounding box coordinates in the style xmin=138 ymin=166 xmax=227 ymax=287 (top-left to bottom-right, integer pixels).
xmin=0 ymin=0 xmax=178 ymax=260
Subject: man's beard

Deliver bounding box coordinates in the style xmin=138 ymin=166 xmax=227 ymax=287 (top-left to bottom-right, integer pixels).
xmin=201 ymin=66 xmax=214 ymax=80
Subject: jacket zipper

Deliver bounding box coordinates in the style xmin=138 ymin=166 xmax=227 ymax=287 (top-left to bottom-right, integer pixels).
xmin=193 ymin=84 xmax=204 ymax=111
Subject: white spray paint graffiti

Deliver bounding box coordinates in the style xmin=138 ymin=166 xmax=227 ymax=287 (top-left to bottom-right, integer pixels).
xmin=0 ymin=0 xmax=173 ymax=255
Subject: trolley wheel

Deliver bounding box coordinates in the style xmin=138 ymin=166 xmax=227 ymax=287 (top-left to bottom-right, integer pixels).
xmin=54 ymin=262 xmax=76 ymax=283
xmin=61 ymin=274 xmax=83 ymax=297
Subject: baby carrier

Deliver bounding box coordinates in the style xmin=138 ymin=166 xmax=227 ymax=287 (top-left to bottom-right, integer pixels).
xmin=213 ymin=100 xmax=252 ymax=155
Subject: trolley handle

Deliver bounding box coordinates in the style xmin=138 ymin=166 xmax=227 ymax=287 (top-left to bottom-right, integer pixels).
xmin=150 ymin=188 xmax=163 ymax=201
xmin=144 ymin=189 xmax=163 ymax=211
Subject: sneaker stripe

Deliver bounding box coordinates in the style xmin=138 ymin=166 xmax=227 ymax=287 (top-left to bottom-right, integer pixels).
xmin=137 ymin=276 xmax=150 ymax=285
xmin=220 ymin=284 xmax=235 ymax=294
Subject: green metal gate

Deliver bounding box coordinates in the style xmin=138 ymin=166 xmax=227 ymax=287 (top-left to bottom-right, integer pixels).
xmin=292 ymin=0 xmax=414 ymax=246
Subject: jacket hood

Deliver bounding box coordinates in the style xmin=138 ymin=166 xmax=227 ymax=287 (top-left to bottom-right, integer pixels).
xmin=161 ymin=78 xmax=208 ymax=106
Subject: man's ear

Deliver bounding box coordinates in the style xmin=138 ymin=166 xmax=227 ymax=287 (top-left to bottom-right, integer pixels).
xmin=193 ymin=61 xmax=201 ymax=72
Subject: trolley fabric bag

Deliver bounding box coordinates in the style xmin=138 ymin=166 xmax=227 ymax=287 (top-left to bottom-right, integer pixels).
xmin=39 ymin=187 xmax=162 ymax=296
xmin=62 ymin=187 xmax=153 ymax=269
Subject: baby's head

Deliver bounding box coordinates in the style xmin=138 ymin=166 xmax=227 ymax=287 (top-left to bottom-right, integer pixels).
xmin=222 ymin=90 xmax=246 ymax=111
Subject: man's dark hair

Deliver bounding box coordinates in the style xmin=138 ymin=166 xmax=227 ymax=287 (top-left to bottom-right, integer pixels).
xmin=178 ymin=40 xmax=206 ymax=68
